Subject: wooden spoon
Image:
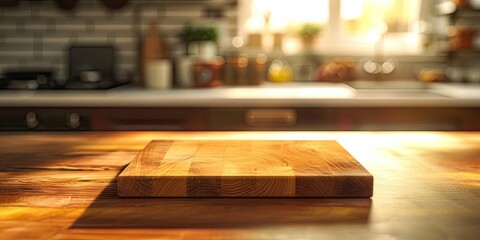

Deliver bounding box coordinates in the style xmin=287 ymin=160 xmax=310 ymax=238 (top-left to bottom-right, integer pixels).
xmin=101 ymin=0 xmax=129 ymax=9
xmin=54 ymin=0 xmax=78 ymax=10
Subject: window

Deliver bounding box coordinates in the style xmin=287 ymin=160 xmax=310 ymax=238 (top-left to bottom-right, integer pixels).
xmin=244 ymin=0 xmax=328 ymax=31
xmin=238 ymin=0 xmax=424 ymax=55
xmin=341 ymin=0 xmax=419 ymax=34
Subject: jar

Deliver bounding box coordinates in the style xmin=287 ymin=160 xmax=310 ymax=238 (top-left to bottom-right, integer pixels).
xmin=268 ymin=57 xmax=293 ymax=83
xmin=193 ymin=57 xmax=225 ymax=88
xmin=249 ymin=54 xmax=268 ymax=85
xmin=225 ymin=53 xmax=249 ymax=85
xmin=449 ymin=27 xmax=476 ymax=50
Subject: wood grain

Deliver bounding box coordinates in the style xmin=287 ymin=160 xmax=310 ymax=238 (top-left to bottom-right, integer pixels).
xmin=0 ymin=132 xmax=479 ymax=240
xmin=117 ymin=140 xmax=373 ymax=197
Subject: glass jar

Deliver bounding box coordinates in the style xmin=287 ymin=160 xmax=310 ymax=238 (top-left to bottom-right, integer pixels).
xmin=193 ymin=57 xmax=225 ymax=88
xmin=249 ymin=54 xmax=268 ymax=85
xmin=449 ymin=27 xmax=476 ymax=50
xmin=268 ymin=57 xmax=293 ymax=83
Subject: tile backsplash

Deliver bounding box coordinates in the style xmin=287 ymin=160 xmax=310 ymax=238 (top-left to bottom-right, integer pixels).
xmin=0 ymin=0 xmax=237 ymax=82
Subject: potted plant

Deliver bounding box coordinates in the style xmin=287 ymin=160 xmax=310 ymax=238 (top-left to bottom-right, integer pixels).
xmin=178 ymin=24 xmax=218 ymax=57
xmin=297 ymin=23 xmax=322 ymax=48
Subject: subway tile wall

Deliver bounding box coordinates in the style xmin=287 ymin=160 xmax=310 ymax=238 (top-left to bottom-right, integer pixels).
xmin=0 ymin=0 xmax=237 ymax=82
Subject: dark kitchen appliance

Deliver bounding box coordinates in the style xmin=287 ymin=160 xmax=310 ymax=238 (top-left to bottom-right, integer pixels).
xmin=66 ymin=45 xmax=120 ymax=89
xmin=0 ymin=69 xmax=56 ymax=90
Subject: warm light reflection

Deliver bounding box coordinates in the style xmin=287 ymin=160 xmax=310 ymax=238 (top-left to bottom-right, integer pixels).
xmin=243 ymin=0 xmax=423 ymax=54
xmin=74 ymin=131 xmax=455 ymax=149
xmin=341 ymin=0 xmax=419 ymax=34
xmin=227 ymin=87 xmax=353 ymax=99
xmin=73 ymin=131 xmax=479 ymax=180
xmin=3 ymin=131 xmax=479 ymax=238
xmin=247 ymin=0 xmax=418 ymax=34
xmin=341 ymin=0 xmax=363 ymax=20
xmin=247 ymin=0 xmax=328 ymax=32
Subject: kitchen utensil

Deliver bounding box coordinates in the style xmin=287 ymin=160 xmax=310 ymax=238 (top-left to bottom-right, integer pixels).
xmin=54 ymin=0 xmax=78 ymax=10
xmin=101 ymin=0 xmax=129 ymax=9
xmin=118 ymin=140 xmax=373 ymax=197
xmin=68 ymin=45 xmax=116 ymax=89
xmin=140 ymin=21 xmax=167 ymax=87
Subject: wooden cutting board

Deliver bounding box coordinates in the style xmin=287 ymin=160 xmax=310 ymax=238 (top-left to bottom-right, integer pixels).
xmin=117 ymin=140 xmax=373 ymax=197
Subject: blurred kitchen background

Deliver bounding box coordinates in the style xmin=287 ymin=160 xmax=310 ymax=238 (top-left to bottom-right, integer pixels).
xmin=0 ymin=0 xmax=479 ymax=131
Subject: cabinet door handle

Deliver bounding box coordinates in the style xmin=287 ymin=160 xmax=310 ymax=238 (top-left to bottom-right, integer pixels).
xmin=245 ymin=109 xmax=297 ymax=127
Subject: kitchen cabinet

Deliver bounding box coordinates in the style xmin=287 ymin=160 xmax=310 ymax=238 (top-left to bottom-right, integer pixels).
xmin=0 ymin=131 xmax=478 ymax=239
xmin=89 ymin=108 xmax=208 ymax=130
xmin=210 ymin=107 xmax=479 ymax=130
xmin=1 ymin=107 xmax=479 ymax=131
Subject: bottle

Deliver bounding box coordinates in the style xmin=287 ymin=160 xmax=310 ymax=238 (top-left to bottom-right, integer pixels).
xmin=224 ymin=36 xmax=250 ymax=85
xmin=249 ymin=53 xmax=268 ymax=85
xmin=140 ymin=21 xmax=168 ymax=88
xmin=232 ymin=53 xmax=250 ymax=85
xmin=268 ymin=33 xmax=293 ymax=83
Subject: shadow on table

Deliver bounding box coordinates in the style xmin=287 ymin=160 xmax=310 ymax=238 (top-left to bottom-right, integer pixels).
xmin=71 ymin=180 xmax=372 ymax=229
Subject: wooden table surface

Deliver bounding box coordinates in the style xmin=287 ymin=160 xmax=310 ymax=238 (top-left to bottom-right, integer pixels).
xmin=0 ymin=131 xmax=479 ymax=240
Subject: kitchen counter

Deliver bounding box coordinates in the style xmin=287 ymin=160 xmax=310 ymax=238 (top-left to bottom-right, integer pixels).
xmin=1 ymin=82 xmax=480 ymax=107
xmin=2 ymin=82 xmax=479 ymax=131
xmin=0 ymin=131 xmax=479 ymax=239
